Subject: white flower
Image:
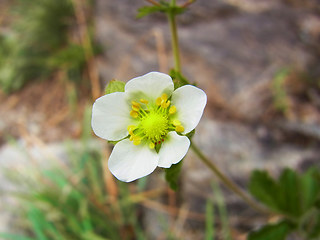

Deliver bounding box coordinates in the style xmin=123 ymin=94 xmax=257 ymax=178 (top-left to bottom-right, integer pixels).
xmin=91 ymin=72 xmax=207 ymax=182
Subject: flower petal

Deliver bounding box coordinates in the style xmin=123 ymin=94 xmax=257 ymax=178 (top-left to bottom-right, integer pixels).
xmin=158 ymin=132 xmax=190 ymax=168
xmin=92 ymin=92 xmax=135 ymax=141
xmin=125 ymin=72 xmax=174 ymax=101
xmin=108 ymin=139 xmax=159 ymax=182
xmin=171 ymin=85 xmax=207 ymax=134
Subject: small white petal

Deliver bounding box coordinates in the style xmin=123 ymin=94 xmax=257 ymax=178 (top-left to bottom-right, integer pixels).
xmin=158 ymin=132 xmax=190 ymax=168
xmin=171 ymin=85 xmax=207 ymax=134
xmin=92 ymin=92 xmax=135 ymax=141
xmin=125 ymin=72 xmax=174 ymax=101
xmin=108 ymin=139 xmax=159 ymax=182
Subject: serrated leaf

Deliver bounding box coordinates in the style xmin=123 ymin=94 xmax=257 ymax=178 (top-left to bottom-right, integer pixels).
xmin=248 ymin=221 xmax=294 ymax=240
xmin=105 ymin=80 xmax=125 ymax=94
xmin=249 ymin=168 xmax=320 ymax=218
xmin=165 ymin=160 xmax=183 ymax=191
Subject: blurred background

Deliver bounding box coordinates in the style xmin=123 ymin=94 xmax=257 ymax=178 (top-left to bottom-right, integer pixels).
xmin=0 ymin=0 xmax=319 ymax=239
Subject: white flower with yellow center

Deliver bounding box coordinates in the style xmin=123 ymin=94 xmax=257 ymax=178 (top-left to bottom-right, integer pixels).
xmin=91 ymin=72 xmax=207 ymax=182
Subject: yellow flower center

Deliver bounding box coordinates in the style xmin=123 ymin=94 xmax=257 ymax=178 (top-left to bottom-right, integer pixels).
xmin=127 ymin=93 xmax=184 ymax=149
xmin=140 ymin=111 xmax=168 ymax=141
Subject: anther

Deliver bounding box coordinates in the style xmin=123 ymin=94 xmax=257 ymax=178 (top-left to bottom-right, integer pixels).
xmin=149 ymin=142 xmax=155 ymax=149
xmin=156 ymin=97 xmax=162 ymax=106
xmin=175 ymin=125 xmax=184 ymax=133
xmin=169 ymin=105 xmax=176 ymax=114
xmin=140 ymin=99 xmax=148 ymax=104
xmin=127 ymin=125 xmax=136 ymax=135
xmin=132 ymin=105 xmax=140 ymax=112
xmin=172 ymin=119 xmax=181 ymax=126
xmin=161 ymin=93 xmax=168 ymax=101
xmin=133 ymin=136 xmax=141 ymax=145
xmin=131 ymin=101 xmax=140 ymax=107
xmin=161 ymin=100 xmax=170 ymax=109
xmin=130 ymin=110 xmax=139 ymax=118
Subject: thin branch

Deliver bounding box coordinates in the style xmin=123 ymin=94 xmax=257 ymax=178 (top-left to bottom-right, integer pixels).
xmin=181 ymin=0 xmax=196 ymax=8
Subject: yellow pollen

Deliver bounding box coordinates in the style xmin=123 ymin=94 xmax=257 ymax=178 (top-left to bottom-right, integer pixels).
xmin=156 ymin=97 xmax=162 ymax=106
xmin=175 ymin=125 xmax=184 ymax=133
xmin=127 ymin=125 xmax=136 ymax=135
xmin=169 ymin=105 xmax=176 ymax=114
xmin=161 ymin=100 xmax=170 ymax=109
xmin=161 ymin=93 xmax=168 ymax=101
xmin=140 ymin=99 xmax=148 ymax=104
xmin=132 ymin=105 xmax=140 ymax=112
xmin=130 ymin=110 xmax=139 ymax=118
xmin=131 ymin=101 xmax=140 ymax=107
xmin=172 ymin=119 xmax=181 ymax=126
xmin=149 ymin=142 xmax=155 ymax=149
xmin=133 ymin=136 xmax=141 ymax=145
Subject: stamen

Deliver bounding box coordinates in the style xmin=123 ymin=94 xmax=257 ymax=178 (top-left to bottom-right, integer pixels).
xmin=131 ymin=101 xmax=140 ymax=107
xmin=149 ymin=142 xmax=155 ymax=149
xmin=132 ymin=104 xmax=140 ymax=112
xmin=175 ymin=125 xmax=184 ymax=133
xmin=127 ymin=125 xmax=136 ymax=135
xmin=161 ymin=100 xmax=170 ymax=109
xmin=172 ymin=119 xmax=181 ymax=126
xmin=140 ymin=99 xmax=148 ymax=104
xmin=133 ymin=136 xmax=141 ymax=145
xmin=169 ymin=105 xmax=176 ymax=114
xmin=156 ymin=97 xmax=162 ymax=106
xmin=130 ymin=110 xmax=139 ymax=118
xmin=161 ymin=93 xmax=168 ymax=101
xmin=129 ymin=135 xmax=134 ymax=141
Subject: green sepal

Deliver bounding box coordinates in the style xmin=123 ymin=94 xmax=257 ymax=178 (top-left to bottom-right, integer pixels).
xmin=248 ymin=220 xmax=295 ymax=240
xmin=105 ymin=80 xmax=125 ymax=94
xmin=169 ymin=69 xmax=190 ymax=89
xmin=186 ymin=129 xmax=195 ymax=140
xmin=137 ymin=1 xmax=186 ymax=19
xmin=107 ymin=140 xmax=120 ymax=145
xmin=165 ymin=159 xmax=183 ymax=191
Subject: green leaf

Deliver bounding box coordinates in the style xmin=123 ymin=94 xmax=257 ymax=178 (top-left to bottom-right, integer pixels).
xmin=137 ymin=5 xmax=166 ymax=18
xmin=277 ymin=169 xmax=300 ymax=217
xmin=205 ymin=200 xmax=215 ymax=240
xmin=165 ymin=160 xmax=183 ymax=191
xmin=249 ymin=168 xmax=320 ymax=218
xmin=300 ymin=168 xmax=320 ymax=212
xmin=105 ymin=80 xmax=125 ymax=94
xmin=248 ymin=221 xmax=294 ymax=240
xmin=249 ymin=170 xmax=280 ymax=211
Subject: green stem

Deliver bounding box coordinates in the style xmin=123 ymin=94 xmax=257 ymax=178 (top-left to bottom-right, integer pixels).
xmin=167 ymin=7 xmax=181 ymax=72
xmin=190 ymin=141 xmax=270 ymax=215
